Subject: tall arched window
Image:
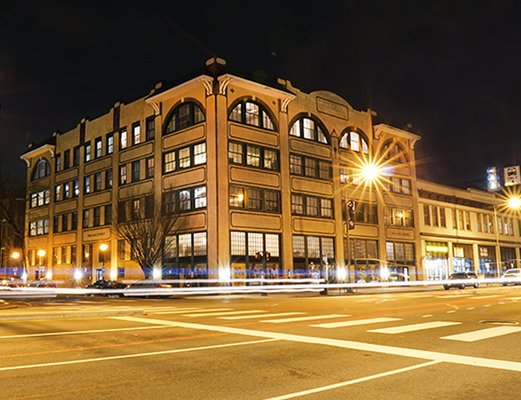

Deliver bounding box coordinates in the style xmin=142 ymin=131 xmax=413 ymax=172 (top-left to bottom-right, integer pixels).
xmin=32 ymin=159 xmax=51 ymax=181
xmin=164 ymin=102 xmax=205 ymax=134
xmin=229 ymin=100 xmax=275 ymax=131
xmin=382 ymin=141 xmax=408 ymax=163
xmin=339 ymin=130 xmax=369 ymax=154
xmin=289 ymin=116 xmax=329 ymax=144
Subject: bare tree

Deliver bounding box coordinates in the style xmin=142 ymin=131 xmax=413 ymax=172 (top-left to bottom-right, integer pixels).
xmin=0 ymin=172 xmax=25 ymax=270
xmin=115 ymin=194 xmax=180 ymax=279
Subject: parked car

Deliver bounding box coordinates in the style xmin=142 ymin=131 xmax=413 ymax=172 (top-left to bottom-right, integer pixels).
xmin=501 ymin=269 xmax=521 ymax=286
xmin=388 ymin=273 xmax=409 ymax=282
xmin=443 ymin=272 xmax=479 ymax=290
xmin=0 ymin=278 xmax=24 ymax=288
xmin=85 ymin=279 xmax=127 ymax=295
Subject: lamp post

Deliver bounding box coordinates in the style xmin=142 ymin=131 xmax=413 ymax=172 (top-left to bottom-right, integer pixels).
xmin=37 ymin=249 xmax=46 ymax=280
xmin=10 ymin=251 xmax=20 ymax=278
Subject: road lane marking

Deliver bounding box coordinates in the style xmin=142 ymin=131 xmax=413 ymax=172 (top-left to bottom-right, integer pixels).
xmin=310 ymin=317 xmax=401 ymax=329
xmin=264 ymin=361 xmax=441 ymax=400
xmin=0 ymin=338 xmax=277 ymax=372
xmin=422 ymin=314 xmax=433 ymax=318
xmin=436 ymin=295 xmax=470 ymax=298
xmin=466 ymin=307 xmax=475 ymax=310
xmin=151 ymin=309 xmax=208 ymax=314
xmin=184 ymin=310 xmax=265 ymax=317
xmin=447 ymin=311 xmax=456 ymax=314
xmin=114 ymin=316 xmax=521 ymax=372
xmin=261 ymin=315 xmax=349 ymax=323
xmin=220 ymin=313 xmax=306 ymax=320
xmin=508 ymin=297 xmax=521 ymax=300
xmin=469 ymin=295 xmax=499 ymax=299
xmin=0 ymin=326 xmax=173 ymax=339
xmin=368 ymin=321 xmax=461 ymax=334
xmin=441 ymin=326 xmax=521 ymax=342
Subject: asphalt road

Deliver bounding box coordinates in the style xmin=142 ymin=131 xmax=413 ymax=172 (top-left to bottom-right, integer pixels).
xmin=1 ymin=286 xmax=521 ymax=399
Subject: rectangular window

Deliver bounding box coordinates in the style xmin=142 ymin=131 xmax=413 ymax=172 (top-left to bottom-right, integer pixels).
xmin=304 ymin=158 xmax=317 ymax=178
xmin=163 ymin=191 xmax=176 ymax=214
xmin=264 ymin=190 xmax=279 ymax=212
xmin=71 ymin=245 xmax=77 ymax=265
xmin=178 ymin=190 xmax=191 ymax=211
xmin=178 ymin=147 xmax=191 ymax=168
xmin=119 ymin=165 xmax=127 ymax=185
xmin=146 ymin=157 xmax=154 ymax=178
xmin=105 ymin=169 xmax=113 ymax=188
xmin=145 ymin=116 xmax=155 ymax=141
xmin=194 ymin=186 xmax=207 ymax=209
xmin=340 ymin=165 xmax=349 ymax=184
xmin=306 ymin=197 xmax=319 ymax=216
xmin=231 ymin=231 xmax=246 ymax=255
xmin=433 ymin=206 xmax=439 ymax=227
xmin=107 ymin=133 xmax=114 ymax=154
xmin=132 ymin=199 xmax=143 ymax=220
xmin=93 ymin=207 xmax=101 ymax=227
xmin=84 ymin=176 xmax=91 ymax=194
xmin=84 ymin=142 xmax=91 ymax=162
xmin=104 ymin=205 xmax=112 ymax=225
xmin=61 ymin=246 xmax=68 ymax=264
xmin=440 ymin=207 xmax=446 ymax=227
xmin=61 ymin=214 xmax=68 ymax=232
xmin=320 ymin=198 xmax=333 ymax=218
xmin=71 ymin=212 xmax=78 ymax=230
xmin=193 ymin=143 xmax=206 ymax=165
xmin=118 ymin=240 xmax=127 ymax=260
xmin=83 ymin=209 xmax=90 ymax=228
xmin=132 ymin=122 xmax=141 ymax=145
xmin=465 ymin=211 xmax=471 ymax=230
xmin=64 ymin=182 xmax=71 ymax=199
xmin=401 ymin=179 xmax=411 ymax=194
xmin=73 ymin=179 xmax=79 ymax=197
xmin=263 ymin=149 xmax=278 ymax=170
xmin=53 ymin=215 xmax=59 ymax=233
xmin=423 ymin=204 xmax=431 ymax=226
xmin=73 ymin=146 xmax=80 ymax=166
xmin=63 ymin=150 xmax=70 ymax=169
xmin=95 ymin=137 xmax=102 ymax=158
xmin=229 ymin=186 xmax=245 ymax=208
xmin=94 ymin=172 xmax=102 ymax=191
xmin=246 ymin=145 xmax=261 ymax=167
xmin=290 ymin=154 xmax=302 ymax=175
xmin=55 ymin=153 xmax=61 ymax=172
xmin=318 ymin=160 xmax=331 ymax=180
xmin=120 ymin=129 xmax=128 ymax=149
xmin=131 ymin=160 xmax=140 ymax=182
xmin=55 ymin=185 xmax=63 ymax=203
xmin=246 ymin=188 xmax=263 ymax=210
xmin=164 ymin=151 xmax=176 ymax=173
xmin=291 ymin=194 xmax=304 ymax=215
xmin=228 ymin=142 xmax=243 ymax=164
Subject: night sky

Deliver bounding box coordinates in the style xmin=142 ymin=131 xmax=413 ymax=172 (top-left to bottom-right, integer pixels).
xmin=2 ymin=1 xmax=521 ymax=188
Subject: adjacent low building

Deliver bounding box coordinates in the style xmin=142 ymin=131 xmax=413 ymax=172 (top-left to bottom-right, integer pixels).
xmin=20 ymin=58 xmax=521 ymax=285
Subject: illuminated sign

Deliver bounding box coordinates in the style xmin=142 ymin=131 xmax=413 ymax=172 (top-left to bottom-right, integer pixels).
xmin=426 ymin=244 xmax=449 ymax=253
xmin=487 ymin=167 xmax=500 ymax=192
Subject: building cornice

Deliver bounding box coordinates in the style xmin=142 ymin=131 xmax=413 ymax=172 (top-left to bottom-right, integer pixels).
xmin=20 ymin=144 xmax=55 ymax=166
xmin=374 ymin=124 xmax=422 ymax=148
xmin=218 ymin=74 xmax=295 ymax=111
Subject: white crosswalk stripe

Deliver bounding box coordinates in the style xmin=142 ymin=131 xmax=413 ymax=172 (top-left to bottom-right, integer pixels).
xmin=310 ymin=317 xmax=402 ymax=329
xmin=441 ymin=326 xmax=521 ymax=342
xmin=184 ymin=310 xmax=266 ymax=317
xmin=220 ymin=312 xmax=306 ymax=320
xmin=150 ymin=308 xmax=208 ymax=314
xmin=369 ymin=321 xmax=461 ymax=334
xmin=261 ymin=315 xmax=349 ymax=324
xmin=436 ymin=295 xmax=471 ymax=298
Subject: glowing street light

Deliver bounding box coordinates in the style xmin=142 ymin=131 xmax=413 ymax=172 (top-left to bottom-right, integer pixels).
xmin=508 ymin=196 xmax=521 ymax=210
xmin=99 ymin=243 xmax=109 ymax=280
xmin=10 ymin=251 xmax=20 ymax=260
xmin=360 ymin=161 xmax=382 ymax=184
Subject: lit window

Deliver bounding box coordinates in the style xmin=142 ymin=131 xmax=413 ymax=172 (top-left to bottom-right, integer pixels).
xmin=228 ymin=100 xmax=275 ymax=131
xmin=289 ymin=116 xmax=329 ymax=144
xmin=165 ymin=102 xmax=205 ymax=134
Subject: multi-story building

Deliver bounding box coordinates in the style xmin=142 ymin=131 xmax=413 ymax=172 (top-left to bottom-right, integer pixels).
xmin=418 ymin=180 xmax=521 ymax=280
xmin=20 ymin=58 xmax=520 ymax=285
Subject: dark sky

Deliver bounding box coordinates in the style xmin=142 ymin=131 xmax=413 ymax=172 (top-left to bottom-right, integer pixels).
xmin=2 ymin=0 xmax=521 ymax=188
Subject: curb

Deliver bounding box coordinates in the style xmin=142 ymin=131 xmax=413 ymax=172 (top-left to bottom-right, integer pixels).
xmin=0 ymin=309 xmax=145 ymax=321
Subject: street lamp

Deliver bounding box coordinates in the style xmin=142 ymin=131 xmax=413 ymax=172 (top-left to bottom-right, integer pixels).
xmin=493 ymin=194 xmax=521 ymax=277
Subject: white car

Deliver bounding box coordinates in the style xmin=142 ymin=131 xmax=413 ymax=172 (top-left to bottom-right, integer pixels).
xmin=501 ymin=269 xmax=521 ymax=286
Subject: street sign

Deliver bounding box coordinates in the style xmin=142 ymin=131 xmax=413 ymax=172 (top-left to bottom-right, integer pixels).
xmin=346 ymin=200 xmax=356 ymax=230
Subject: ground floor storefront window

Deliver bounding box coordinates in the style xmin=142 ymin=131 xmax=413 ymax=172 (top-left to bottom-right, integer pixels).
xmin=500 ymin=247 xmax=517 ymax=273
xmin=478 ymin=245 xmax=497 ymax=278
xmin=346 ymin=238 xmax=379 ymax=282
xmin=163 ymin=232 xmax=208 ymax=280
xmin=230 ymin=231 xmax=280 ymax=281
xmin=452 ymin=244 xmax=473 ymax=273
xmin=292 ymin=235 xmax=334 ymax=279
xmin=386 ymin=241 xmax=416 ymax=280
xmin=424 ymin=242 xmax=449 ymax=280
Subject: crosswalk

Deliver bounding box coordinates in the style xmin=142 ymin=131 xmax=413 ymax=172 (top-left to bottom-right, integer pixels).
xmin=145 ymin=305 xmax=521 ymax=344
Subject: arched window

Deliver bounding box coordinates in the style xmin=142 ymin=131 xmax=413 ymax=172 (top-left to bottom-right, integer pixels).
xmin=229 ymin=100 xmax=275 ymax=131
xmin=289 ymin=116 xmax=329 ymax=144
xmin=339 ymin=130 xmax=369 ymax=154
xmin=164 ymin=102 xmax=205 ymax=134
xmin=382 ymin=141 xmax=408 ymax=163
xmin=32 ymin=159 xmax=50 ymax=181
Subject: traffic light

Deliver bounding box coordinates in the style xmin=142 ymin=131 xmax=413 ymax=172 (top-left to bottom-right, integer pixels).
xmin=346 ymin=200 xmax=356 ymax=230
